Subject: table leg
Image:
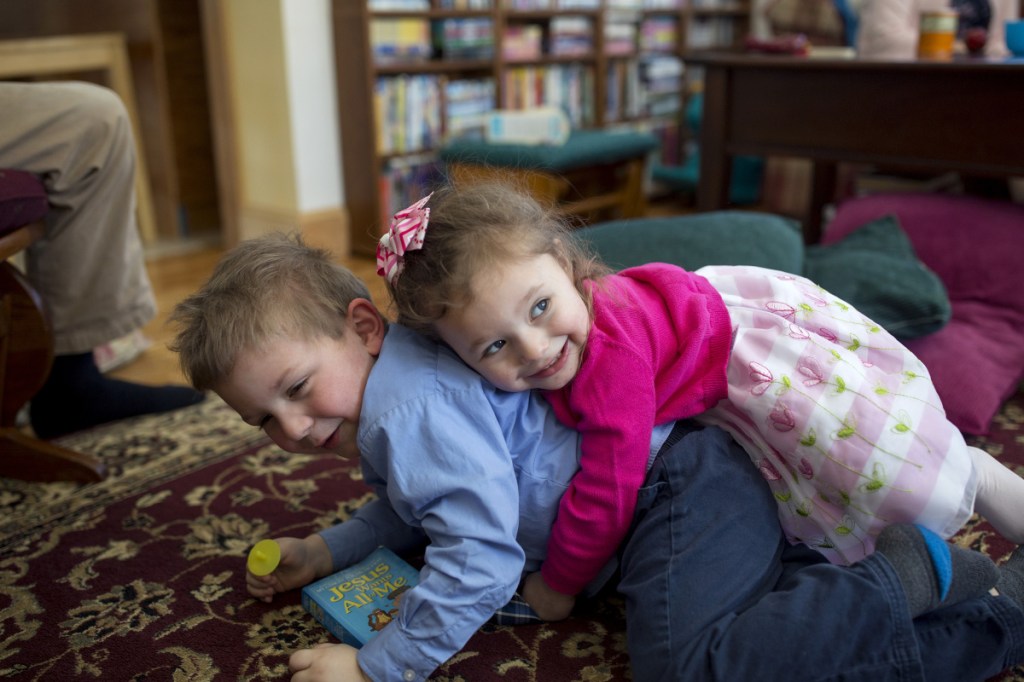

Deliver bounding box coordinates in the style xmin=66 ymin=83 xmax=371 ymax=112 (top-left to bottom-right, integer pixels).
xmin=807 ymin=160 xmax=838 ymax=244
xmin=697 ymin=65 xmax=732 ymax=212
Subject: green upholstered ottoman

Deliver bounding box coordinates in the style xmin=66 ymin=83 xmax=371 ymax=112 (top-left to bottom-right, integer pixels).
xmin=440 ymin=129 xmax=660 ymax=222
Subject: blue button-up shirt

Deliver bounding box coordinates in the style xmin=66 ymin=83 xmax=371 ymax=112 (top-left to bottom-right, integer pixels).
xmin=319 ymin=324 xmax=669 ymax=682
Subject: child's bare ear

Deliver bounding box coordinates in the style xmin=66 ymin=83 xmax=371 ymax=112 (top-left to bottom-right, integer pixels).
xmin=347 ymin=299 xmax=385 ymax=355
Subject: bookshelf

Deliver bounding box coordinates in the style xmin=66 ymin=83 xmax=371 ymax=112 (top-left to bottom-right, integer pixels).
xmin=332 ymin=0 xmax=750 ymax=256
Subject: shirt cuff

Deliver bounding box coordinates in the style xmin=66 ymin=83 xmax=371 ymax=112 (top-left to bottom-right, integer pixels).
xmin=318 ymin=518 xmax=378 ymax=570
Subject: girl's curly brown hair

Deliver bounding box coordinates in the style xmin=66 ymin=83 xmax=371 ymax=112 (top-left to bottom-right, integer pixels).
xmin=384 ymin=179 xmax=610 ymax=340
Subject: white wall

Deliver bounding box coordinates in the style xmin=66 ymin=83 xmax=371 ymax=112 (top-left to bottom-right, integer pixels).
xmin=221 ymin=0 xmax=347 ymax=247
xmin=281 ymin=0 xmax=344 ymax=210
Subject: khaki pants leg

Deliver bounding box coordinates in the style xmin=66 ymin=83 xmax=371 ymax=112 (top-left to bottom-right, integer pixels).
xmin=0 ymin=80 xmax=155 ymax=354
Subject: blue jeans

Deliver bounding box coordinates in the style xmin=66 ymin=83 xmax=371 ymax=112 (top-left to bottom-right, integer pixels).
xmin=619 ymin=422 xmax=1024 ymax=682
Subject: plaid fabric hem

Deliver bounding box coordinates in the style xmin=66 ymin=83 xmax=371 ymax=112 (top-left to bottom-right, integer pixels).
xmin=490 ymin=593 xmax=543 ymax=625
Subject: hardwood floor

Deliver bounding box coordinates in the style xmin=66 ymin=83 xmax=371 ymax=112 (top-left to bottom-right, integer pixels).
xmin=109 ymin=248 xmax=386 ymax=387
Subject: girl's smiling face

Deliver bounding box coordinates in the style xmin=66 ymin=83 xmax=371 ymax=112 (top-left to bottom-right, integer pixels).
xmin=435 ymin=253 xmax=590 ymax=393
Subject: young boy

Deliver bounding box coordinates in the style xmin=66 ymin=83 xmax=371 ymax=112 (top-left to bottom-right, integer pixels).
xmin=170 ymin=232 xmax=1024 ymax=682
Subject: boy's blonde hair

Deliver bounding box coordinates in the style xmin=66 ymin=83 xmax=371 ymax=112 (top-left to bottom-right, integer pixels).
xmin=169 ymin=232 xmax=374 ymax=390
xmin=386 ymin=180 xmax=609 ymax=339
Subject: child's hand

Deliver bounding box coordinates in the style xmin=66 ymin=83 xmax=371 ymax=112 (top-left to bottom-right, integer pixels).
xmin=289 ymin=642 xmax=370 ymax=682
xmin=247 ymin=535 xmax=332 ymax=603
xmin=521 ymin=571 xmax=575 ymax=621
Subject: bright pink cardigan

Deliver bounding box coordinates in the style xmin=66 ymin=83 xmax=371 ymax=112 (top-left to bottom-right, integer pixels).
xmin=541 ymin=263 xmax=732 ymax=595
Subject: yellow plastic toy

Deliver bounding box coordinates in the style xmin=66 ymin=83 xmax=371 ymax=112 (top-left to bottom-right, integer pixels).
xmin=247 ymin=539 xmax=281 ymax=576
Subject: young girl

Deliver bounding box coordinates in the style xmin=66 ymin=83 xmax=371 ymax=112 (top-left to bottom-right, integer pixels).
xmin=378 ymin=182 xmax=1024 ymax=617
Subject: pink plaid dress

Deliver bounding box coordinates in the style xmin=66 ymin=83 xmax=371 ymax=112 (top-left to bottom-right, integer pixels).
xmin=696 ymin=265 xmax=976 ymax=565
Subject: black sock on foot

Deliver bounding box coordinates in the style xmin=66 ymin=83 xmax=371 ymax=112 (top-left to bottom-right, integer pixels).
xmin=875 ymin=524 xmax=999 ymax=617
xmin=29 ymin=352 xmax=205 ymax=439
xmin=996 ymin=546 xmax=1024 ymax=610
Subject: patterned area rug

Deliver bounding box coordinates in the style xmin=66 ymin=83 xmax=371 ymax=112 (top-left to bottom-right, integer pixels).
xmin=1 ymin=390 xmax=1022 ymax=681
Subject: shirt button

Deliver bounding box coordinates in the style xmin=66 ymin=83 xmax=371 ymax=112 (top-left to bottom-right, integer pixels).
xmin=402 ymin=670 xmax=415 ymax=682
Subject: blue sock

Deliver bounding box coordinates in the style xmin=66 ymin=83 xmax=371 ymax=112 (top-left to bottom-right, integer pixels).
xmin=917 ymin=525 xmax=953 ymax=601
xmin=875 ymin=523 xmax=997 ymax=617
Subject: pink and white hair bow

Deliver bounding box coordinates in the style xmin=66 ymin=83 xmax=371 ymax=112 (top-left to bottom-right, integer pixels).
xmin=376 ymin=193 xmax=432 ymax=285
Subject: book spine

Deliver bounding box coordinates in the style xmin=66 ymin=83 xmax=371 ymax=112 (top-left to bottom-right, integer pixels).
xmin=302 ymin=589 xmax=361 ymax=647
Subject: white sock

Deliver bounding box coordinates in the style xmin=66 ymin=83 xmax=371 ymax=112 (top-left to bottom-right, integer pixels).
xmin=971 ymin=446 xmax=1024 ymax=543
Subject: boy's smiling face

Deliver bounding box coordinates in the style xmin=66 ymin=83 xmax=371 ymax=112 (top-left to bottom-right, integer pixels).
xmin=213 ymin=299 xmax=384 ymax=459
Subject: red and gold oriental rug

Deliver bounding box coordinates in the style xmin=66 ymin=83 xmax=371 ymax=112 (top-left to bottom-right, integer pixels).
xmin=1 ymin=390 xmax=1022 ymax=681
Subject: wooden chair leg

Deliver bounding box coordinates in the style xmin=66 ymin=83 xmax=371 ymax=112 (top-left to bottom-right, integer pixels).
xmin=621 ymin=158 xmax=648 ymax=218
xmin=0 ymin=261 xmax=105 ymax=483
xmin=0 ymin=428 xmax=106 ymax=482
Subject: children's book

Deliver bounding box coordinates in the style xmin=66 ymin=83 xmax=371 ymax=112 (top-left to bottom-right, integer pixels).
xmin=301 ymin=547 xmax=419 ymax=648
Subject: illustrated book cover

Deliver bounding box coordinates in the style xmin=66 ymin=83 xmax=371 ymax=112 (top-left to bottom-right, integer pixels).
xmin=301 ymin=546 xmax=419 ymax=648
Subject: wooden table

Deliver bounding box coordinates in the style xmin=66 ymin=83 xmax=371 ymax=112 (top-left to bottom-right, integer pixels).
xmin=687 ymin=52 xmax=1024 ymax=242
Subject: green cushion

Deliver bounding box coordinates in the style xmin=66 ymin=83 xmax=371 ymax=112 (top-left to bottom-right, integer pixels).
xmin=804 ymin=214 xmax=951 ymax=339
xmin=576 ymin=211 xmax=805 ymax=274
xmin=440 ymin=130 xmax=659 ymax=173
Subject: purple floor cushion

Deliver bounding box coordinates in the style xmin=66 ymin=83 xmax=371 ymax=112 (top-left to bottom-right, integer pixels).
xmin=824 ymin=193 xmax=1024 ymax=435
xmin=0 ymin=169 xmax=47 ymax=236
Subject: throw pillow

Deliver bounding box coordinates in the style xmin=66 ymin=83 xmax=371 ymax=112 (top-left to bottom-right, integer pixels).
xmin=804 ymin=214 xmax=951 ymax=339
xmin=825 ymin=192 xmax=1024 ymax=435
xmin=577 ymin=211 xmax=805 ymax=274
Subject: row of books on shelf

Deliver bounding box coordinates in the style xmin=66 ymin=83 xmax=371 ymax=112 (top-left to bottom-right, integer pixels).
xmin=375 ymin=76 xmax=444 ymax=154
xmin=504 ymin=0 xmax=723 ymax=8
xmin=504 ymin=0 xmax=601 ymax=9
xmin=368 ymin=0 xmax=607 ymax=9
xmin=691 ymin=0 xmax=744 ymax=7
xmin=502 ymin=64 xmax=595 ymax=127
xmin=434 ymin=18 xmax=495 ymax=59
xmin=606 ymin=0 xmax=684 ymax=7
xmin=371 ymin=15 xmax=732 ymax=66
xmin=369 ymin=0 xmax=743 ymax=11
xmin=374 ymin=54 xmax=684 ymax=153
xmin=503 ymin=16 xmax=682 ymax=60
xmin=504 ymin=0 xmax=693 ymax=8
xmin=639 ymin=16 xmax=679 ymax=51
xmin=370 ymin=18 xmax=432 ymax=62
xmin=369 ymin=0 xmax=429 ymax=8
xmin=375 ymin=75 xmax=496 ymax=154
xmin=686 ymin=17 xmax=735 ymax=48
xmin=369 ymin=0 xmax=489 ymax=9
xmin=605 ymin=55 xmax=683 ymax=122
xmin=605 ymin=20 xmax=637 ymax=55
xmin=372 ymin=18 xmax=496 ymax=62
xmin=502 ymin=18 xmax=594 ymax=60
